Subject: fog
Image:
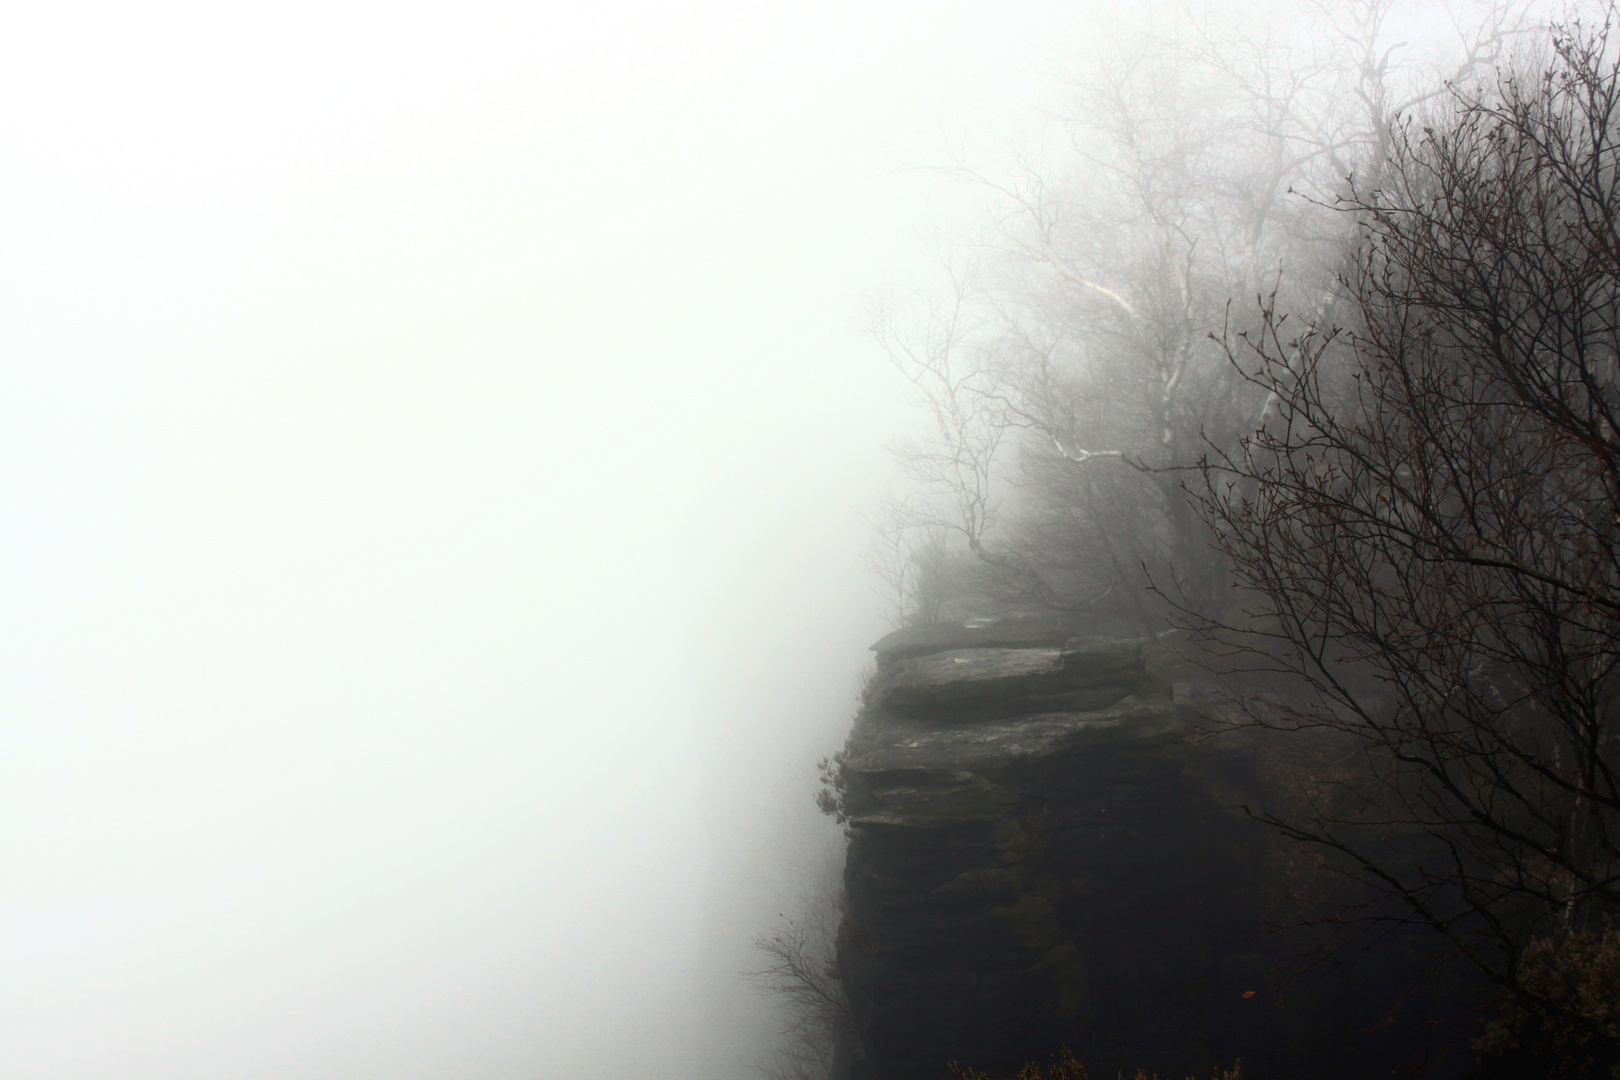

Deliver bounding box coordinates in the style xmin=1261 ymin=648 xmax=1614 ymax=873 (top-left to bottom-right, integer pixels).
xmin=0 ymin=2 xmax=1085 ymax=1077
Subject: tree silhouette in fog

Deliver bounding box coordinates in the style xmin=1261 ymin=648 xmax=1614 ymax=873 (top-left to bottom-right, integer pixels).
xmin=875 ymin=0 xmax=1529 ymax=630
xmin=1190 ymin=13 xmax=1620 ymax=1070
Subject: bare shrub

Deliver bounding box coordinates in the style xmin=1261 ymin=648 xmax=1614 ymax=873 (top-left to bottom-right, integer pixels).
xmin=1478 ymin=924 xmax=1620 ymax=1078
xmin=746 ymin=886 xmax=854 ymax=1080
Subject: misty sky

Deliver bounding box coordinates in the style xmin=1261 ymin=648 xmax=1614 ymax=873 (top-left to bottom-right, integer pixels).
xmin=0 ymin=2 xmax=1092 ymax=1078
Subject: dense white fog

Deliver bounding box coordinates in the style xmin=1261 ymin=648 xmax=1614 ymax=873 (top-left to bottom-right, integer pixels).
xmin=0 ymin=2 xmax=1082 ymax=1077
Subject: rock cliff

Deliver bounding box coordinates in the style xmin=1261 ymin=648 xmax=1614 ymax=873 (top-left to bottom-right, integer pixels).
xmin=832 ymin=615 xmax=1470 ymax=1080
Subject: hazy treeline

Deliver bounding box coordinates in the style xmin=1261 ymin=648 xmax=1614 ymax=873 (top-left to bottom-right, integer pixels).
xmin=872 ymin=0 xmax=1532 ymax=631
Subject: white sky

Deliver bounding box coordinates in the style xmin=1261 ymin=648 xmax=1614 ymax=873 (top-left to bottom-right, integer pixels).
xmin=0 ymin=2 xmax=1089 ymax=1078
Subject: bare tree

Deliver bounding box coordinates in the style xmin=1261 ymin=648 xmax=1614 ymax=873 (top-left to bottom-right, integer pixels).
xmin=879 ymin=0 xmax=1537 ymax=629
xmin=746 ymin=885 xmax=856 ymax=1080
xmin=866 ymin=501 xmax=955 ymax=629
xmin=1191 ymin=10 xmax=1620 ymax=1055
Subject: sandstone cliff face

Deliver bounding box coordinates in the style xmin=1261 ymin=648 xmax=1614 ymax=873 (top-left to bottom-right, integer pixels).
xmin=833 ymin=616 xmax=1461 ymax=1080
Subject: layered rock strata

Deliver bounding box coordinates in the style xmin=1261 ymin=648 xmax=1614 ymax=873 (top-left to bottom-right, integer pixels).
xmin=833 ymin=616 xmax=1458 ymax=1080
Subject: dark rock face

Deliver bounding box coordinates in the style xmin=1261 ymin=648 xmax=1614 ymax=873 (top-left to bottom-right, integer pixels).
xmin=834 ymin=620 xmax=1470 ymax=1080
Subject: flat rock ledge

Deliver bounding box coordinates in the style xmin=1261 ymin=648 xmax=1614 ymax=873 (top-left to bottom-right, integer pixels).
xmin=833 ymin=620 xmax=1447 ymax=1080
xmin=837 ymin=625 xmax=1201 ymax=1080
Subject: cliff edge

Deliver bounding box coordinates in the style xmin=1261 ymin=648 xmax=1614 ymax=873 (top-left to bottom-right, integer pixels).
xmin=832 ymin=616 xmax=1464 ymax=1080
